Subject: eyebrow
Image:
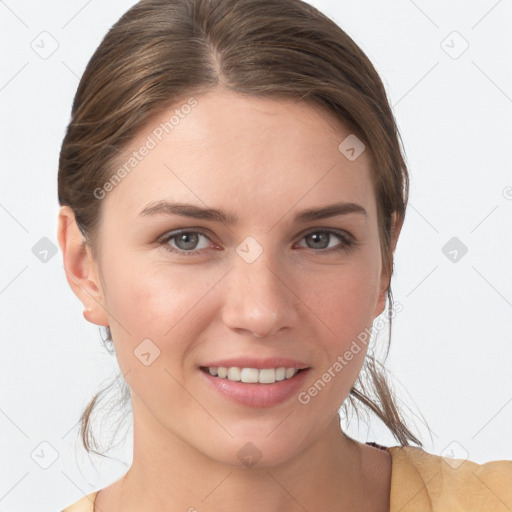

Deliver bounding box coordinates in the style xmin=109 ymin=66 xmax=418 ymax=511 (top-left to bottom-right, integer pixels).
xmin=139 ymin=200 xmax=367 ymax=224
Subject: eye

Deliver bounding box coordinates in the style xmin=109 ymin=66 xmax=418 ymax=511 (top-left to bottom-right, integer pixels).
xmin=295 ymin=229 xmax=355 ymax=254
xmin=157 ymin=229 xmax=215 ymax=256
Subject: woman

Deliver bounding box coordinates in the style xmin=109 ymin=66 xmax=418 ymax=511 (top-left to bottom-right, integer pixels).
xmin=58 ymin=0 xmax=512 ymax=511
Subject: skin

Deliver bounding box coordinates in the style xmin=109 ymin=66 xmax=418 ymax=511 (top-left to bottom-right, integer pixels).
xmin=58 ymin=88 xmax=396 ymax=512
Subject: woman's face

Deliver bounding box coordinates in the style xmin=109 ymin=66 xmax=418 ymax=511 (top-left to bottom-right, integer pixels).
xmin=77 ymin=89 xmax=390 ymax=467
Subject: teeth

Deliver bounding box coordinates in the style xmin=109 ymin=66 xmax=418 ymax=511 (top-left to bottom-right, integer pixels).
xmin=207 ymin=366 xmax=301 ymax=384
xmin=285 ymin=368 xmax=296 ymax=379
xmin=275 ymin=367 xmax=286 ymax=381
xmin=227 ymin=367 xmax=241 ymax=381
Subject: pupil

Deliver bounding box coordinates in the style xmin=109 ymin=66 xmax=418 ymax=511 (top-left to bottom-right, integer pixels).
xmin=177 ymin=233 xmax=198 ymax=250
xmin=309 ymin=232 xmax=328 ymax=249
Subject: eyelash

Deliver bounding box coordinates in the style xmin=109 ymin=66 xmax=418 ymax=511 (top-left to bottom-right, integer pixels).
xmin=156 ymin=228 xmax=357 ymax=257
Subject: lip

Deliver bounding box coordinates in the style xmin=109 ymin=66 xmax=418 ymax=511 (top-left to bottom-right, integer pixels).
xmin=200 ymin=357 xmax=310 ymax=370
xmin=199 ymin=366 xmax=311 ymax=408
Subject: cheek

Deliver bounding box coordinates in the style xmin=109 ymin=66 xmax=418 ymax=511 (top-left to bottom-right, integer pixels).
xmin=304 ymin=257 xmax=381 ymax=337
xmin=102 ymin=252 xmax=193 ymax=327
xmin=101 ymin=262 xmax=200 ymax=407
xmin=299 ymin=259 xmax=381 ymax=396
xmin=101 ymin=255 xmax=219 ymax=362
xmin=303 ymin=273 xmax=376 ymax=398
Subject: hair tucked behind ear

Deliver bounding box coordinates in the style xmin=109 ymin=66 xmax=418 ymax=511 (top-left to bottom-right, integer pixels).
xmin=59 ymin=0 xmax=428 ymax=455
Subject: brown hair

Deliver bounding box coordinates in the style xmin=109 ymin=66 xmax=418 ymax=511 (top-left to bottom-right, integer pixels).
xmin=58 ymin=0 xmax=426 ymax=456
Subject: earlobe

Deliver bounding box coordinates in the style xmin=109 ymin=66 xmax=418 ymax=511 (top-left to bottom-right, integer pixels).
xmin=57 ymin=206 xmax=110 ymax=327
xmin=373 ymin=276 xmax=389 ymax=319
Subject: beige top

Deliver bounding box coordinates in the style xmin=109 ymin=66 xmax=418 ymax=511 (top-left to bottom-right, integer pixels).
xmin=61 ymin=445 xmax=512 ymax=512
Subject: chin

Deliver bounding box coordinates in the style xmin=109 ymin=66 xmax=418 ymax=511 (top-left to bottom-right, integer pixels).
xmin=204 ymin=432 xmax=307 ymax=470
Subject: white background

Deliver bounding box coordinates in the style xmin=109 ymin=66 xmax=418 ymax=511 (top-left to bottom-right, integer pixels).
xmin=0 ymin=0 xmax=511 ymax=510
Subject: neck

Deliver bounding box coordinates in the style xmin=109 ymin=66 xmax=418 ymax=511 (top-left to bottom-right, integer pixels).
xmin=111 ymin=399 xmax=370 ymax=512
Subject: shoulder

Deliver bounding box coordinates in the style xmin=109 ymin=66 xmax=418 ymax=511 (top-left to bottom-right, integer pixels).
xmin=388 ymin=445 xmax=512 ymax=512
xmin=61 ymin=491 xmax=98 ymax=512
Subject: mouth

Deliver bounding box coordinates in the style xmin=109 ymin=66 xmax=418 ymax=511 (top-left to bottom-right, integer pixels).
xmin=199 ymin=366 xmax=310 ymax=384
xmin=199 ymin=364 xmax=312 ymax=408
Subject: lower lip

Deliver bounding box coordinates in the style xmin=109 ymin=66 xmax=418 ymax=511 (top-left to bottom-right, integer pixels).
xmin=199 ymin=368 xmax=311 ymax=408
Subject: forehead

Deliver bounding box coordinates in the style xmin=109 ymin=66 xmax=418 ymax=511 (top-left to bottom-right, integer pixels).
xmin=102 ymin=89 xmax=376 ymax=223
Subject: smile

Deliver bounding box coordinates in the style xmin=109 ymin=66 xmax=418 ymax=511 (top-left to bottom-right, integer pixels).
xmin=199 ymin=365 xmax=311 ymax=408
xmin=201 ymin=366 xmax=305 ymax=384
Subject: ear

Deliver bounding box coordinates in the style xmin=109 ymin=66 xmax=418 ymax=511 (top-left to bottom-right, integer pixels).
xmin=373 ymin=211 xmax=401 ymax=318
xmin=57 ymin=206 xmax=109 ymax=327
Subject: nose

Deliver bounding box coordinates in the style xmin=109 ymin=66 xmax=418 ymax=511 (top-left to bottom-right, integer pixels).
xmin=221 ymin=248 xmax=299 ymax=339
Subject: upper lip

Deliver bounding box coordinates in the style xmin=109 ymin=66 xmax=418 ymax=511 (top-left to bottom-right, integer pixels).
xmin=200 ymin=357 xmax=311 ymax=370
